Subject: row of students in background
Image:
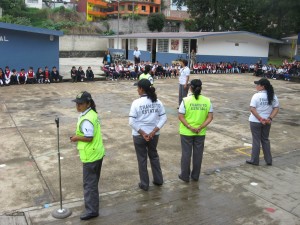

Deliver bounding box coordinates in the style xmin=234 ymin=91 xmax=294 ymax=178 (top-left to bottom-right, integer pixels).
xmin=102 ymin=61 xmax=183 ymax=81
xmin=70 ymin=66 xmax=95 ymax=83
xmin=0 ymin=66 xmax=61 ymax=86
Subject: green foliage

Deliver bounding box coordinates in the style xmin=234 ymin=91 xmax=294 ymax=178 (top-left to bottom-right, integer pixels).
xmin=147 ymin=13 xmax=165 ymax=32
xmin=173 ymin=0 xmax=300 ymax=38
xmin=183 ymin=19 xmax=199 ymax=31
xmin=0 ymin=15 xmax=31 ymax=26
xmin=0 ymin=0 xmax=26 ymax=16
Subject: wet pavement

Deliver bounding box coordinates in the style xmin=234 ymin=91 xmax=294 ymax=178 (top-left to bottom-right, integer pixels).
xmin=0 ymin=61 xmax=299 ymax=224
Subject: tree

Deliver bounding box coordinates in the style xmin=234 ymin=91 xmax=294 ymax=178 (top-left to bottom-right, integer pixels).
xmin=147 ymin=13 xmax=165 ymax=32
xmin=0 ymin=0 xmax=26 ymax=16
xmin=173 ymin=0 xmax=300 ymax=38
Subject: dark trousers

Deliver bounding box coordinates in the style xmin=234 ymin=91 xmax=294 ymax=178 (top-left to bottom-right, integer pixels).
xmin=83 ymin=158 xmax=103 ymax=215
xmin=180 ymin=135 xmax=205 ymax=181
xmin=133 ymin=135 xmax=163 ymax=189
xmin=250 ymin=122 xmax=272 ymax=165
xmin=179 ymin=84 xmax=189 ymax=106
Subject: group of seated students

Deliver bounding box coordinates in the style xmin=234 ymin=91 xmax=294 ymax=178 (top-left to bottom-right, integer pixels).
xmin=101 ymin=60 xmax=186 ymax=81
xmin=191 ymin=61 xmax=252 ymax=74
xmin=253 ymin=60 xmax=300 ymax=81
xmin=70 ymin=66 xmax=95 ymax=82
xmin=0 ymin=66 xmax=62 ymax=86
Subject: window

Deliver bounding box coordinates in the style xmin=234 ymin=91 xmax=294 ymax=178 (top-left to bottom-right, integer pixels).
xmin=128 ymin=4 xmax=133 ymax=11
xmin=182 ymin=39 xmax=189 ymax=53
xmin=129 ymin=39 xmax=137 ymax=50
xmin=155 ymin=7 xmax=159 ymax=12
xmin=158 ymin=39 xmax=169 ymax=52
xmin=108 ymin=39 xmax=114 ymax=48
xmin=147 ymin=39 xmax=152 ymax=52
xmin=142 ymin=6 xmax=146 ymax=12
xmin=122 ymin=39 xmax=126 ymax=49
xmin=150 ymin=6 xmax=153 ymax=13
xmin=27 ymin=0 xmax=38 ymax=3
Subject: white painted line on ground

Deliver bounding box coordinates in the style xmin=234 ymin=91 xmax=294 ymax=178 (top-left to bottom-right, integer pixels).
xmin=0 ymin=164 xmax=6 ymax=168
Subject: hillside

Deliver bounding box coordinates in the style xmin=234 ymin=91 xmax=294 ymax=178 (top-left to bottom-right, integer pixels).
xmin=0 ymin=6 xmax=102 ymax=34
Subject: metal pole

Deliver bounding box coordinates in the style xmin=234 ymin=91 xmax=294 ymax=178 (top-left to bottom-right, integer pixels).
xmin=132 ymin=1 xmax=134 ymax=33
xmin=117 ymin=0 xmax=120 ymax=49
xmin=52 ymin=117 xmax=72 ymax=219
xmin=55 ymin=117 xmax=63 ymax=210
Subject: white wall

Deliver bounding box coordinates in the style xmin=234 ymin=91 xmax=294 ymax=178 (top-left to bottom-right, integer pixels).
xmin=25 ymin=0 xmax=43 ymax=9
xmin=60 ymin=35 xmax=107 ymax=51
xmin=197 ymin=34 xmax=269 ymax=57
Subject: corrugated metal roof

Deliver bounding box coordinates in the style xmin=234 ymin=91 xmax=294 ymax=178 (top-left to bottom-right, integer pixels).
xmin=105 ymin=31 xmax=282 ymax=43
xmin=0 ymin=22 xmax=63 ymax=36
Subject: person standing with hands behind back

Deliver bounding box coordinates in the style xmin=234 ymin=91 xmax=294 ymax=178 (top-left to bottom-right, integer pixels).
xmin=129 ymin=79 xmax=167 ymax=191
xmin=246 ymin=78 xmax=279 ymax=166
xmin=70 ymin=91 xmax=105 ymax=220
xmin=178 ymin=79 xmax=213 ymax=182
xmin=178 ymin=59 xmax=190 ymax=108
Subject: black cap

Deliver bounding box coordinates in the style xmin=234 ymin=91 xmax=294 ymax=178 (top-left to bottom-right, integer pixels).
xmin=254 ymin=78 xmax=270 ymax=86
xmin=72 ymin=91 xmax=92 ymax=103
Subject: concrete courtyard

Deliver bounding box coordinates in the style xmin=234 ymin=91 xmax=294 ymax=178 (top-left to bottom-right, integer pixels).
xmin=0 ymin=61 xmax=299 ymax=224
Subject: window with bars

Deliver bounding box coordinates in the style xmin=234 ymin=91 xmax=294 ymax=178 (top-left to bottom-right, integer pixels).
xmin=158 ymin=39 xmax=169 ymax=52
xmin=147 ymin=39 xmax=152 ymax=51
xmin=129 ymin=39 xmax=137 ymax=50
xmin=108 ymin=39 xmax=114 ymax=48
xmin=122 ymin=39 xmax=126 ymax=49
xmin=182 ymin=39 xmax=189 ymax=53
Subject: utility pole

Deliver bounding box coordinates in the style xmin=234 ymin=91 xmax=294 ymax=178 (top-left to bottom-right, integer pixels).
xmin=117 ymin=0 xmax=120 ymax=49
xmin=132 ymin=0 xmax=134 ymax=33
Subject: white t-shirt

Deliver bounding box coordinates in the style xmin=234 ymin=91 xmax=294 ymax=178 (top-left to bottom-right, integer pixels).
xmin=179 ymin=66 xmax=190 ymax=85
xmin=249 ymin=90 xmax=279 ymax=122
xmin=129 ymin=95 xmax=167 ymax=136
xmin=79 ymin=108 xmax=94 ymax=137
xmin=133 ymin=50 xmax=141 ymax=58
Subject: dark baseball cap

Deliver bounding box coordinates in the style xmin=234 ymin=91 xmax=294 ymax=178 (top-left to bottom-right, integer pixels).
xmin=254 ymin=78 xmax=270 ymax=86
xmin=72 ymin=91 xmax=92 ymax=103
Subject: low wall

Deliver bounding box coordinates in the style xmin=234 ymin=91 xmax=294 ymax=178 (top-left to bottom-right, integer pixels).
xmin=59 ymin=35 xmax=108 ymax=57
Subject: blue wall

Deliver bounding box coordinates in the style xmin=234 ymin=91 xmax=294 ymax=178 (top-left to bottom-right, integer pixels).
xmin=109 ymin=47 xmax=267 ymax=65
xmin=296 ymin=33 xmax=300 ymax=61
xmin=0 ymin=29 xmax=60 ymax=72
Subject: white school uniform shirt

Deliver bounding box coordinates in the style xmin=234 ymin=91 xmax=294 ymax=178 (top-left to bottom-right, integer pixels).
xmin=179 ymin=66 xmax=190 ymax=85
xmin=249 ymin=90 xmax=279 ymax=123
xmin=129 ymin=95 xmax=167 ymax=136
xmin=133 ymin=50 xmax=141 ymax=58
xmin=79 ymin=108 xmax=94 ymax=137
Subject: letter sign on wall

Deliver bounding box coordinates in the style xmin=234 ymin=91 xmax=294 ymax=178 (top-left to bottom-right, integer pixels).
xmin=0 ymin=36 xmax=9 ymax=42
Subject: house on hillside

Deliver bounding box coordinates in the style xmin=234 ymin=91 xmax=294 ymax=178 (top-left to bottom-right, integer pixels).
xmin=77 ymin=0 xmax=161 ymax=22
xmin=106 ymin=31 xmax=282 ymax=65
xmin=0 ymin=22 xmax=63 ymax=71
xmin=279 ymin=34 xmax=300 ymax=61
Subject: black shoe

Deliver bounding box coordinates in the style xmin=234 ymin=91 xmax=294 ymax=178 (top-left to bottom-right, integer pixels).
xmin=246 ymin=160 xmax=259 ymax=166
xmin=80 ymin=213 xmax=99 ymax=220
xmin=152 ymin=181 xmax=163 ymax=186
xmin=266 ymin=162 xmax=272 ymax=166
xmin=191 ymin=177 xmax=199 ymax=182
xmin=178 ymin=174 xmax=189 ymax=182
xmin=138 ymin=183 xmax=149 ymax=191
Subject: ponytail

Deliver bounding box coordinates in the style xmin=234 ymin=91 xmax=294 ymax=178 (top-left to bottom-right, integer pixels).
xmin=138 ymin=79 xmax=157 ymax=102
xmin=190 ymin=79 xmax=202 ymax=100
xmin=90 ymin=99 xmax=97 ymax=113
xmin=265 ymin=83 xmax=274 ymax=105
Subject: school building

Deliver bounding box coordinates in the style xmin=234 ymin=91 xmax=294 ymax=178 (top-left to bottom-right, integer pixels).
xmin=106 ymin=31 xmax=282 ymax=65
xmin=0 ymin=22 xmax=63 ymax=72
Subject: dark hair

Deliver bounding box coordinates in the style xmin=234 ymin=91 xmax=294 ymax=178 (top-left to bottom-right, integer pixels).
xmin=138 ymin=79 xmax=157 ymax=102
xmin=144 ymin=65 xmax=151 ymax=74
xmin=263 ymin=81 xmax=274 ymax=105
xmin=182 ymin=59 xmax=188 ymax=66
xmin=190 ymin=79 xmax=202 ymax=100
xmin=89 ymin=99 xmax=97 ymax=113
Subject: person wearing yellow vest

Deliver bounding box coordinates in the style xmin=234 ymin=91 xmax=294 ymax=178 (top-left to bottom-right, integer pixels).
xmin=139 ymin=64 xmax=154 ymax=85
xmin=178 ymin=79 xmax=213 ymax=182
xmin=70 ymin=91 xmax=105 ymax=220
